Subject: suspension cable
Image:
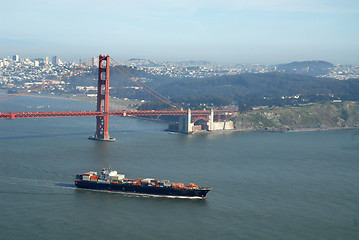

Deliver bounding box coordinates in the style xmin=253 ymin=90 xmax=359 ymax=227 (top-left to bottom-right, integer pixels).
xmin=109 ymin=57 xmax=181 ymax=109
xmin=110 ymin=62 xmax=180 ymax=110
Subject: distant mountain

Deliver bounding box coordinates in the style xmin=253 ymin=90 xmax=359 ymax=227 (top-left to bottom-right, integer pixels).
xmin=276 ymin=61 xmax=334 ymax=77
xmin=154 ymin=72 xmax=359 ymax=107
xmin=68 ymin=63 xmax=359 ymax=108
xmin=155 ymin=72 xmax=335 ymax=98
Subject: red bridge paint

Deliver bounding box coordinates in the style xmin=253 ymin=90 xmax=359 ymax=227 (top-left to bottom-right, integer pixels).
xmin=0 ymin=110 xmax=237 ymax=119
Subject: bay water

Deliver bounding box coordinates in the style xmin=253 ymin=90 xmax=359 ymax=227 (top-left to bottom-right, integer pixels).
xmin=1 ymin=96 xmax=359 ymax=239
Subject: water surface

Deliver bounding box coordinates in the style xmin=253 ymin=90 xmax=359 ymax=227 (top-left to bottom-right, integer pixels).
xmin=1 ymin=97 xmax=359 ymax=239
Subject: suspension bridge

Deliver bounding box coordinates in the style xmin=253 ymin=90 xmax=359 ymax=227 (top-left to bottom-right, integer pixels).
xmin=0 ymin=55 xmax=236 ymax=141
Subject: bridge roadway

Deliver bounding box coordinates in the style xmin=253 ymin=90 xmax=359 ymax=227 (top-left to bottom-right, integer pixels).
xmin=0 ymin=110 xmax=236 ymax=119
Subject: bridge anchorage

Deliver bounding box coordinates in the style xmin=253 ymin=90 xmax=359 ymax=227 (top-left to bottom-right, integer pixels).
xmin=88 ymin=55 xmax=115 ymax=142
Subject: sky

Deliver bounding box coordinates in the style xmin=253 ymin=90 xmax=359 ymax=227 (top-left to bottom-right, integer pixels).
xmin=1 ymin=0 xmax=359 ymax=64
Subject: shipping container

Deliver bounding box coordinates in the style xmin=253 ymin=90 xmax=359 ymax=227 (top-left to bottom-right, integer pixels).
xmin=97 ymin=179 xmax=110 ymax=184
xmin=171 ymin=183 xmax=185 ymax=189
xmin=82 ymin=175 xmax=91 ymax=181
xmin=189 ymin=183 xmax=198 ymax=189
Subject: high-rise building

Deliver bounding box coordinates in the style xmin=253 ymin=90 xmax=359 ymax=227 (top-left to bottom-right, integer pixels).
xmin=13 ymin=55 xmax=19 ymax=62
xmin=44 ymin=57 xmax=49 ymax=65
xmin=52 ymin=56 xmax=58 ymax=65
xmin=79 ymin=58 xmax=86 ymax=65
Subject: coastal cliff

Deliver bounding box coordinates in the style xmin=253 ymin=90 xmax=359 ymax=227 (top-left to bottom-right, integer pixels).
xmin=233 ymin=102 xmax=359 ymax=132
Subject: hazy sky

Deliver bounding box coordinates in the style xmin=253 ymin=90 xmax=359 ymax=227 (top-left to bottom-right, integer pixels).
xmin=1 ymin=0 xmax=358 ymax=64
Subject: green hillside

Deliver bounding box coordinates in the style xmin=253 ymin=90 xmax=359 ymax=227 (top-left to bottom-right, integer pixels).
xmin=233 ymin=102 xmax=359 ymax=132
xmin=154 ymin=72 xmax=359 ymax=107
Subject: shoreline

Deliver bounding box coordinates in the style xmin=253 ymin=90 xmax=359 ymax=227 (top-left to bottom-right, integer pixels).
xmin=232 ymin=126 xmax=358 ymax=133
xmin=0 ymin=90 xmax=135 ymax=110
xmin=0 ymin=90 xmax=90 ymax=102
xmin=166 ymin=126 xmax=358 ymax=135
xmin=2 ymin=90 xmax=358 ymax=134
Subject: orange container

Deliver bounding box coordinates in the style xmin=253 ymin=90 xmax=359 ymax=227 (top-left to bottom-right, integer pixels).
xmin=189 ymin=183 xmax=198 ymax=188
xmin=172 ymin=183 xmax=185 ymax=189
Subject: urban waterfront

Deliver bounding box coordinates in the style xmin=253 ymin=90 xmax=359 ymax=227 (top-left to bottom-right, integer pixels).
xmin=1 ymin=97 xmax=359 ymax=239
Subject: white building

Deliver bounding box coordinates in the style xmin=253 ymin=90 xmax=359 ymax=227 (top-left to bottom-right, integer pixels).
xmin=13 ymin=55 xmax=19 ymax=62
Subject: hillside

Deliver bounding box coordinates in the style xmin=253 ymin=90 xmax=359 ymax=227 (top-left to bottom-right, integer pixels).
xmin=155 ymin=72 xmax=359 ymax=107
xmin=66 ymin=66 xmax=359 ymax=109
xmin=232 ymin=102 xmax=359 ymax=132
xmin=276 ymin=61 xmax=334 ymax=76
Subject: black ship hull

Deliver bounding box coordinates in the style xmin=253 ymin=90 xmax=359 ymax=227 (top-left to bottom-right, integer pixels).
xmin=75 ymin=181 xmax=210 ymax=199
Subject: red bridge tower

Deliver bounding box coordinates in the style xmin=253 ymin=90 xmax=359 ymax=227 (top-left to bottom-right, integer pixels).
xmin=89 ymin=55 xmax=116 ymax=142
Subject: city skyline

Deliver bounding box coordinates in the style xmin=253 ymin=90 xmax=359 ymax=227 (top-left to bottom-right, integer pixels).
xmin=1 ymin=0 xmax=358 ymax=65
xmin=2 ymin=53 xmax=358 ymax=81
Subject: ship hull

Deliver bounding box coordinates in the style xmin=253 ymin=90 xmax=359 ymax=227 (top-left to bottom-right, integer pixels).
xmin=75 ymin=180 xmax=210 ymax=199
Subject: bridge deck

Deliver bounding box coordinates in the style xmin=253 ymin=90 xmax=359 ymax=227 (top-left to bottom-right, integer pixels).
xmin=0 ymin=110 xmax=236 ymax=119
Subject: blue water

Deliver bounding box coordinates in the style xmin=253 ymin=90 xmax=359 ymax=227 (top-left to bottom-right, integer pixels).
xmin=1 ymin=97 xmax=359 ymax=239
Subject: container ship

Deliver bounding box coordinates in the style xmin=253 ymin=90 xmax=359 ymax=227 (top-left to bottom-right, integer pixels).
xmin=75 ymin=167 xmax=212 ymax=199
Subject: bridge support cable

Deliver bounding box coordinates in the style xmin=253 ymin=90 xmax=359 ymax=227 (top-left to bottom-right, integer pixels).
xmin=109 ymin=57 xmax=181 ymax=110
xmin=89 ymin=55 xmax=115 ymax=142
xmin=110 ymin=63 xmax=178 ymax=110
xmin=110 ymin=62 xmax=179 ymax=109
xmin=111 ymin=58 xmax=181 ymax=109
